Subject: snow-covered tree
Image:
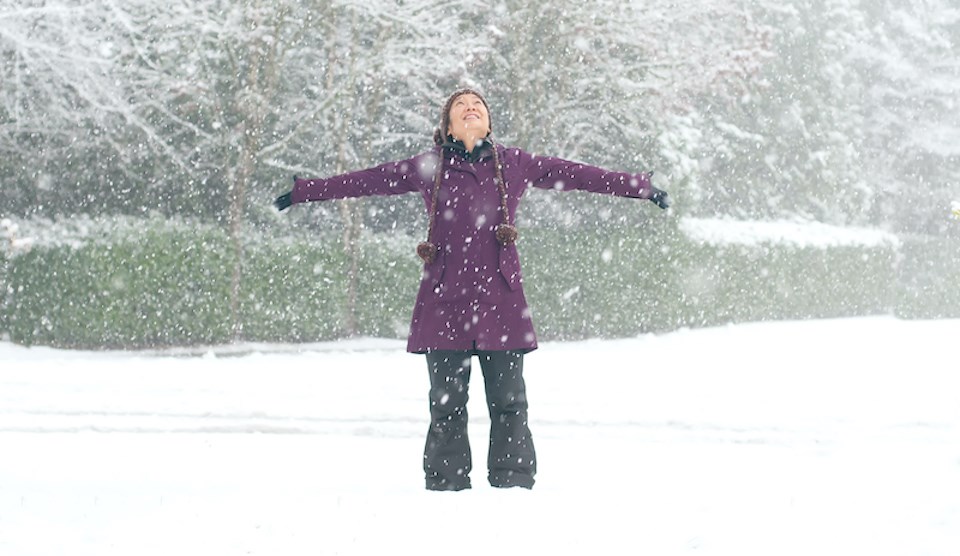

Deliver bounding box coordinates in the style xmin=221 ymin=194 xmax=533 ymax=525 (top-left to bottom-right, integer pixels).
xmin=461 ymin=0 xmax=772 ymax=230
xmin=1 ymin=0 xmax=496 ymax=334
xmin=853 ymin=0 xmax=960 ymax=235
xmin=686 ymin=0 xmax=873 ymax=224
xmin=0 ymin=1 xmax=148 ymax=215
xmin=681 ymin=0 xmax=959 ymax=234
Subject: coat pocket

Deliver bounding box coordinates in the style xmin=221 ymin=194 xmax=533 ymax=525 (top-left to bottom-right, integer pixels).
xmin=498 ymin=245 xmax=523 ymax=291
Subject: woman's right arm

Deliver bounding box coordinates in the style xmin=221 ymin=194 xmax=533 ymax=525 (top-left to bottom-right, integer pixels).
xmin=288 ymin=151 xmax=439 ymax=206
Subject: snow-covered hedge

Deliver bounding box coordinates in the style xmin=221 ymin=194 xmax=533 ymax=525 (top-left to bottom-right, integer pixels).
xmin=521 ymin=220 xmax=900 ymax=339
xmin=6 ymin=220 xmax=235 ymax=348
xmin=0 ymin=216 xmax=424 ymax=348
xmin=3 ymin=215 xmax=952 ymax=349
xmin=236 ymin=239 xmax=347 ymax=344
xmin=521 ymin=221 xmax=683 ymax=338
xmin=236 ymin=231 xmax=421 ymax=342
xmin=895 ymin=235 xmax=960 ymax=320
xmin=0 ymin=251 xmax=8 ymax=339
xmin=2 ymin=218 xmax=26 ymax=339
xmin=672 ymin=217 xmax=904 ymax=328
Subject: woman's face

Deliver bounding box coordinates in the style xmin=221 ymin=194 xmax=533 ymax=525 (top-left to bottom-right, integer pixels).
xmin=446 ymin=94 xmax=490 ymax=142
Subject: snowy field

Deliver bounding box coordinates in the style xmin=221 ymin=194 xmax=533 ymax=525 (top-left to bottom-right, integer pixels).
xmin=1 ymin=316 xmax=959 ymax=556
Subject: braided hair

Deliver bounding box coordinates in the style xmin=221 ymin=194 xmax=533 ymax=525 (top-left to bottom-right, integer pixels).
xmin=418 ymin=89 xmax=517 ymax=263
xmin=417 ymin=141 xmax=517 ymax=264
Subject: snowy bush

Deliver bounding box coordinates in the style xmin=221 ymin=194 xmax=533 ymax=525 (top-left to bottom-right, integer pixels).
xmin=1 ymin=216 xmax=418 ymax=347
xmin=522 ymin=220 xmax=899 ymax=339
xmin=3 ymin=216 xmax=354 ymax=348
xmin=0 ymin=218 xmax=26 ymax=339
xmin=675 ymin=243 xmax=897 ymax=327
xmin=674 ymin=218 xmax=901 ymax=327
xmin=522 ymin=220 xmax=685 ymax=339
xmin=352 ymin=232 xmax=421 ymax=339
xmin=7 ymin=223 xmax=235 ymax=349
xmin=0 ymin=251 xmax=7 ymax=339
xmin=894 ymin=235 xmax=960 ymax=320
xmin=238 ymin=238 xmax=348 ymax=343
xmin=1 ymin=214 xmax=949 ymax=349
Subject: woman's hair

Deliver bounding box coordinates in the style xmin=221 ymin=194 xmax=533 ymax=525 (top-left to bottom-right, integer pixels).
xmin=433 ymin=88 xmax=493 ymax=146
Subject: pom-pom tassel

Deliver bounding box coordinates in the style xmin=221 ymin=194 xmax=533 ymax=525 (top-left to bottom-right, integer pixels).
xmin=496 ymin=224 xmax=518 ymax=245
xmin=417 ymin=241 xmax=438 ymax=263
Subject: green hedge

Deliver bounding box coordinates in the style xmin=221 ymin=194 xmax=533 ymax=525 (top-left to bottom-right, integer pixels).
xmin=0 ymin=250 xmax=9 ymax=337
xmin=7 ymin=228 xmax=235 ymax=348
xmin=1 ymin=217 xmax=953 ymax=349
xmin=238 ymin=239 xmax=348 ymax=342
xmin=521 ymin=221 xmax=685 ymax=339
xmin=5 ymin=229 xmax=357 ymax=349
xmin=671 ymin=241 xmax=898 ymax=328
xmin=522 ymin=222 xmax=899 ymax=339
xmin=353 ymin=233 xmax=421 ymax=338
xmin=894 ymin=235 xmax=960 ymax=319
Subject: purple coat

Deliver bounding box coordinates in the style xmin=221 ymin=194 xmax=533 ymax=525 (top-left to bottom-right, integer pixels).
xmin=291 ymin=142 xmax=655 ymax=353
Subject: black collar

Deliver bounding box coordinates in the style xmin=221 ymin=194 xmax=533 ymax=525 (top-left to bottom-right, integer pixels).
xmin=441 ymin=137 xmax=495 ymax=163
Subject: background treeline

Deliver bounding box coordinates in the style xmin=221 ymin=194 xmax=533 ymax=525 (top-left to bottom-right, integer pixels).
xmin=1 ymin=0 xmax=958 ymax=348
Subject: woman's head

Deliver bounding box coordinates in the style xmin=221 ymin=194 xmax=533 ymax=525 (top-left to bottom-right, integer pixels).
xmin=434 ymin=88 xmax=492 ymax=146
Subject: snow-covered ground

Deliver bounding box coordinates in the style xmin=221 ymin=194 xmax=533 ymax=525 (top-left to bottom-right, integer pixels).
xmin=1 ymin=316 xmax=958 ymax=555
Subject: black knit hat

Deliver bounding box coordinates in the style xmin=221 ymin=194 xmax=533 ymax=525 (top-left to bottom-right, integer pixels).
xmin=433 ymin=88 xmax=493 ymax=146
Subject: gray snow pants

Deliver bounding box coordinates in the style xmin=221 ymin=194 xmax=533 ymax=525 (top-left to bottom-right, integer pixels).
xmin=423 ymin=350 xmax=536 ymax=490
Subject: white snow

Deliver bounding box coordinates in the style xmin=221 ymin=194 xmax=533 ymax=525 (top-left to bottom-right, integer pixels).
xmin=680 ymin=217 xmax=901 ymax=248
xmin=1 ymin=316 xmax=959 ymax=555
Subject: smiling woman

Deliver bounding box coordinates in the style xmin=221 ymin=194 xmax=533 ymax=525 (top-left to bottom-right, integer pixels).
xmin=273 ymin=87 xmax=671 ymax=492
xmin=442 ymin=92 xmax=491 ymax=152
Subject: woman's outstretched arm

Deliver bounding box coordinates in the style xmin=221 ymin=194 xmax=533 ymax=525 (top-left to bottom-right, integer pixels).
xmin=515 ymin=150 xmax=669 ymax=208
xmin=276 ymin=151 xmax=440 ymax=210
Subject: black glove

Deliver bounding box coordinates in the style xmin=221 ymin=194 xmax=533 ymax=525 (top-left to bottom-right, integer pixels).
xmin=274 ymin=191 xmax=292 ymax=211
xmin=649 ymin=186 xmax=670 ymax=210
xmin=274 ymin=175 xmax=297 ymax=211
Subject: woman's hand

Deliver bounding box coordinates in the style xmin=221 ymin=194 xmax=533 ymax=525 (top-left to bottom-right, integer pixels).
xmin=274 ymin=191 xmax=293 ymax=211
xmin=274 ymin=176 xmax=297 ymax=211
xmin=649 ymin=186 xmax=670 ymax=209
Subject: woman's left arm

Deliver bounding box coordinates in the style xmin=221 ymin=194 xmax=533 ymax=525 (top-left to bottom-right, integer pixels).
xmin=515 ymin=150 xmax=669 ymax=208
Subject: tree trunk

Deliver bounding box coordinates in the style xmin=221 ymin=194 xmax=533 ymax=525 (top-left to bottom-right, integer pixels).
xmin=227 ymin=0 xmax=283 ymax=341
xmin=328 ymin=10 xmax=362 ymax=336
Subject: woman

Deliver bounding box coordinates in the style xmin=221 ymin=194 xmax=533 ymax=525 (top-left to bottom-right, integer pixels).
xmin=275 ymin=88 xmax=670 ymax=491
